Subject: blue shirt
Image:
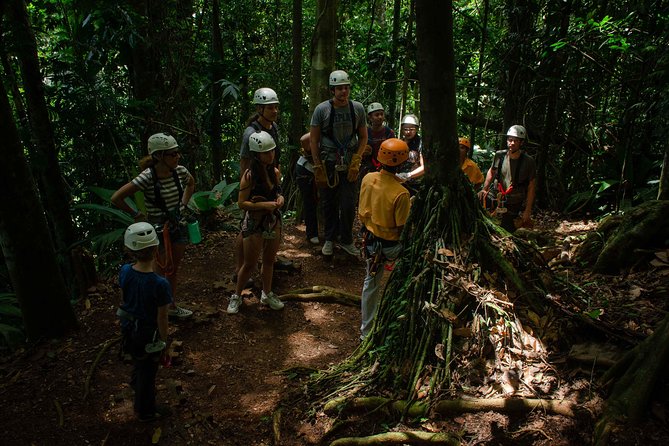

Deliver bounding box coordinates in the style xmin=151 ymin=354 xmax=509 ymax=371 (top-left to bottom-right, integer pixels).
xmin=118 ymin=264 xmax=173 ymax=329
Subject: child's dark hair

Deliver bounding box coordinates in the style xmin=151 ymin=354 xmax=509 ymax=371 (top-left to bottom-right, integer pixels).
xmin=125 ymin=245 xmax=157 ymax=262
xmin=250 ymin=152 xmax=278 ymax=193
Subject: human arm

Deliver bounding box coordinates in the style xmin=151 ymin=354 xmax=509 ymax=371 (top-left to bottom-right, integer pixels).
xmin=111 ymin=182 xmax=144 ymax=221
xmin=157 ymin=304 xmax=169 ymax=342
xmin=477 ymin=167 xmax=496 ymax=199
xmin=182 ymin=171 xmax=195 ymax=207
xmin=237 ymin=170 xmax=281 ymax=212
xmin=521 ymin=178 xmax=536 ymax=224
xmin=274 ymin=168 xmax=284 ymax=209
xmin=310 ymin=125 xmax=328 ymax=188
xmin=347 ymin=123 xmax=368 ymax=182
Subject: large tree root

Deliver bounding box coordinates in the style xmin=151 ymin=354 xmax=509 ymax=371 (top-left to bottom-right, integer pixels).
xmin=324 ymin=396 xmax=581 ymax=418
xmin=594 ymin=313 xmax=669 ymax=445
xmin=329 ymin=431 xmax=459 ymax=445
xmin=279 ymin=286 xmax=360 ymax=306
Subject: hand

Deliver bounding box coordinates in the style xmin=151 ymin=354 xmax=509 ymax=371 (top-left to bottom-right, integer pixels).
xmin=314 ymin=164 xmax=328 ymax=188
xmin=396 ymin=172 xmax=410 ymax=183
xmin=347 ymin=153 xmax=362 ymax=182
xmin=275 ymin=195 xmax=285 ymax=209
xmin=477 ymin=189 xmax=489 ymax=201
xmin=133 ymin=211 xmax=146 ymax=222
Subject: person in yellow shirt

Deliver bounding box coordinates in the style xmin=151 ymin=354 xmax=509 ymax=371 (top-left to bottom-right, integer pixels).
xmin=458 ymin=137 xmax=484 ymax=188
xmin=358 ymin=138 xmax=411 ymax=340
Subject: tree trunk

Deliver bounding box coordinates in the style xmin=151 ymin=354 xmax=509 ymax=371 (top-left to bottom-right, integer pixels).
xmin=658 ymin=142 xmax=669 ymax=200
xmin=468 ymin=0 xmax=489 ymax=149
xmin=416 ymin=0 xmax=458 ymax=180
xmin=383 ymin=0 xmax=402 ymax=129
xmin=290 ymin=0 xmax=304 ymax=143
xmin=6 ymin=0 xmax=79 ymax=293
xmin=210 ymin=0 xmax=224 ymax=182
xmin=309 ymin=0 xmax=337 ymax=111
xmin=0 ymin=77 xmax=78 ymax=341
xmin=399 ymin=0 xmax=415 ymax=118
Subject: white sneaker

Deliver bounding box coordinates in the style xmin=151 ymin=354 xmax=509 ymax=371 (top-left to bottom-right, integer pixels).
xmin=168 ymin=306 xmax=193 ymax=319
xmin=339 ymin=242 xmax=359 ymax=257
xmin=227 ymin=294 xmax=242 ymax=314
xmin=261 ymin=291 xmax=284 ymax=310
xmin=309 ymin=236 xmax=320 ymax=245
xmin=321 ymin=240 xmax=334 ymax=256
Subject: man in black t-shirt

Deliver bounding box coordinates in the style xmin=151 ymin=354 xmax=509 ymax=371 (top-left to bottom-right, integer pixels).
xmin=479 ymin=125 xmax=536 ymax=232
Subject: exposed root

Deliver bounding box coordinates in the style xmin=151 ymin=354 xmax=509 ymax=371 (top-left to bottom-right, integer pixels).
xmin=84 ymin=336 xmax=121 ymax=400
xmin=329 ymin=430 xmax=460 ymax=445
xmin=279 ymin=286 xmax=360 ymax=306
xmin=324 ymin=396 xmax=583 ymax=419
xmin=272 ymin=407 xmax=282 ymax=445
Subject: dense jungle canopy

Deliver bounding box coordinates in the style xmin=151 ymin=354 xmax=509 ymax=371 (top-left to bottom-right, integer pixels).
xmin=1 ymin=0 xmax=669 ymax=444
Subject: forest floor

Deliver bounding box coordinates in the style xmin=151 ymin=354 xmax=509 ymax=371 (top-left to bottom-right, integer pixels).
xmin=1 ymin=212 xmax=669 ymax=445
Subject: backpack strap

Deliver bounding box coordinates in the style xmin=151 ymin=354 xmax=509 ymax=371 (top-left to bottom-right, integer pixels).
xmin=325 ymin=99 xmax=357 ymax=143
xmin=148 ymin=166 xmax=184 ymax=215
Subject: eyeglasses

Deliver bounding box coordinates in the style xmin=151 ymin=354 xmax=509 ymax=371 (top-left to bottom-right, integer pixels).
xmin=163 ymin=151 xmax=180 ymax=158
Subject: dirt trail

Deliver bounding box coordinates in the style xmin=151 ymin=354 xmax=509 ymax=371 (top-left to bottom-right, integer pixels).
xmin=0 ymin=224 xmax=365 ymax=445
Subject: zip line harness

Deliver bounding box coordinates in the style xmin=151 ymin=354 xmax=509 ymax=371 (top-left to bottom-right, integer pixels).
xmin=322 ymin=100 xmax=357 ymax=189
xmin=148 ymin=167 xmax=184 ymax=278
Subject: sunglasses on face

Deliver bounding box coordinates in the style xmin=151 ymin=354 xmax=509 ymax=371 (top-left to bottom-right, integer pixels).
xmin=163 ymin=151 xmax=180 ymax=158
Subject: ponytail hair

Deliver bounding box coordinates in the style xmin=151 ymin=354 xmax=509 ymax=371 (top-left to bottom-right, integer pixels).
xmin=139 ymin=155 xmax=158 ymax=170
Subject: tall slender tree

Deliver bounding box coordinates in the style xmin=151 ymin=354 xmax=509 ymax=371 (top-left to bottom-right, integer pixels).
xmin=0 ymin=78 xmax=78 ymax=340
xmin=309 ymin=0 xmax=337 ymax=111
xmin=6 ymin=0 xmax=78 ymax=292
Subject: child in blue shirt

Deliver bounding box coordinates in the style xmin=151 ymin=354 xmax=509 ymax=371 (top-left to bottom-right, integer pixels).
xmin=118 ymin=222 xmax=173 ymax=421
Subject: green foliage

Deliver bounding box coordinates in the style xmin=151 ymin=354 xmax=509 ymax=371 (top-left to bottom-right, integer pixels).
xmin=0 ymin=293 xmax=24 ymax=351
xmin=191 ymin=180 xmax=240 ymax=213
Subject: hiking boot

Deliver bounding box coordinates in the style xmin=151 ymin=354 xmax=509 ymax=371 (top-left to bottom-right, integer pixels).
xmin=227 ymin=294 xmax=242 ymax=314
xmin=138 ymin=404 xmax=172 ymax=422
xmin=261 ymin=291 xmax=284 ymax=310
xmin=322 ymin=240 xmax=334 ymax=256
xmin=339 ymin=242 xmax=359 ymax=257
xmin=168 ymin=306 xmax=193 ymax=319
xmin=309 ymin=236 xmax=320 ymax=245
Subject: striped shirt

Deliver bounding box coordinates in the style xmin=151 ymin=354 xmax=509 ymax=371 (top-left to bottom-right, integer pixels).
xmin=131 ymin=165 xmax=191 ymax=222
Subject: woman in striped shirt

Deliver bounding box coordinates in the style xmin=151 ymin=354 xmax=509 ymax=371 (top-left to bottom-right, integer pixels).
xmin=112 ymin=133 xmax=195 ymax=319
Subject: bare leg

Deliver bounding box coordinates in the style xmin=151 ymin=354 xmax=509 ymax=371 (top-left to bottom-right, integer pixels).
xmin=234 ymin=231 xmax=244 ymax=276
xmin=236 ymin=234 xmax=263 ymax=296
xmin=261 ymin=229 xmax=281 ymax=294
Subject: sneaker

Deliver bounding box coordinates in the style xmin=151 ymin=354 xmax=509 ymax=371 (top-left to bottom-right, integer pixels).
xmin=322 ymin=240 xmax=334 ymax=256
xmin=309 ymin=236 xmax=320 ymax=245
xmin=261 ymin=291 xmax=284 ymax=310
xmin=168 ymin=306 xmax=193 ymax=319
xmin=339 ymin=242 xmax=359 ymax=257
xmin=227 ymin=294 xmax=242 ymax=314
xmin=138 ymin=404 xmax=172 ymax=422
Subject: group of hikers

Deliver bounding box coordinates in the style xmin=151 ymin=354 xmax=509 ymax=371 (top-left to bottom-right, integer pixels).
xmin=109 ymin=69 xmax=536 ymax=421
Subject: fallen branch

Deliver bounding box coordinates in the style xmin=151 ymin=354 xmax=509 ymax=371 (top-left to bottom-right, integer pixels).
xmin=84 ymin=336 xmax=121 ymax=400
xmin=330 ymin=430 xmax=459 ymax=445
xmin=279 ymin=286 xmax=360 ymax=306
xmin=324 ymin=396 xmax=581 ymax=418
xmin=53 ymin=399 xmax=64 ymax=427
xmin=272 ymin=408 xmax=282 ymax=445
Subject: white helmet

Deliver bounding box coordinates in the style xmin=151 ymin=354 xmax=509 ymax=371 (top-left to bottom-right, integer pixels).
xmin=506 ymin=125 xmax=527 ymax=139
xmin=401 ymin=114 xmax=420 ymax=127
xmin=367 ymin=102 xmax=384 ymax=114
xmin=253 ymin=87 xmax=279 ymax=105
xmin=329 ymin=70 xmax=351 ymax=87
xmin=148 ymin=133 xmax=178 ymax=155
xmin=249 ymin=131 xmax=276 ymax=153
xmin=124 ymin=222 xmax=159 ymax=251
